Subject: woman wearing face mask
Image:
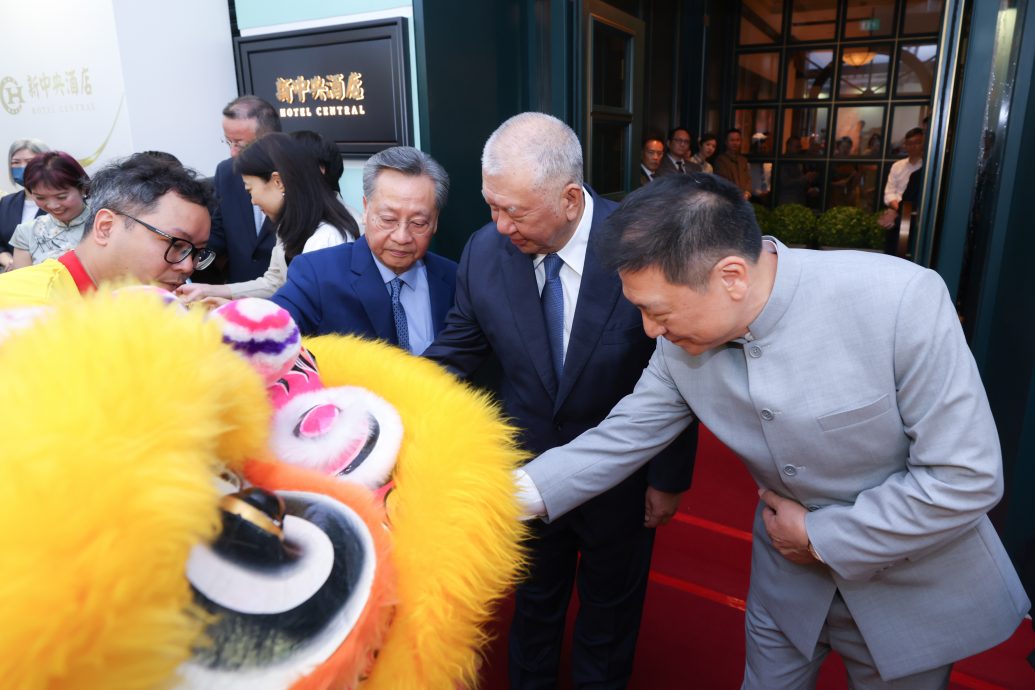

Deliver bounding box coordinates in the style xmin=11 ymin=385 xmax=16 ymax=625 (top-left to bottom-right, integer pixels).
xmin=689 ymin=132 xmax=717 ymax=174
xmin=8 ymin=151 xmax=90 ymax=270
xmin=0 ymin=139 xmax=51 ymax=270
xmin=176 ymin=132 xmax=358 ymax=303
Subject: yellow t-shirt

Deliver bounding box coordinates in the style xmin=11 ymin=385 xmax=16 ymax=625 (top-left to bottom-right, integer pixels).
xmin=0 ymin=259 xmax=80 ymax=308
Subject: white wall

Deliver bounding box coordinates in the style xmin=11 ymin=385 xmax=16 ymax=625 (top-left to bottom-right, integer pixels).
xmin=0 ymin=0 xmax=238 ymax=193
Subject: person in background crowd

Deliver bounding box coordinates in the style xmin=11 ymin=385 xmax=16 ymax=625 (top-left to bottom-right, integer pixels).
xmin=777 ymin=137 xmax=819 ymax=206
xmin=0 ymin=155 xmax=213 ymax=306
xmin=689 ymin=132 xmax=717 ymax=174
xmin=8 ymin=152 xmax=90 ymax=269
xmin=271 ymin=146 xmax=456 ymax=353
xmin=207 ymin=95 xmax=282 ymax=283
xmin=639 ymin=133 xmax=665 ymax=186
xmin=657 ymin=127 xmax=697 ymax=176
xmin=0 ymin=139 xmax=51 ymax=269
xmin=289 ymin=129 xmax=364 ymax=232
xmin=714 ymin=128 xmax=752 ymax=199
xmin=885 ymin=128 xmax=924 ymax=212
xmin=423 ymin=112 xmax=697 ymax=690
xmin=516 ymin=172 xmax=1029 ymax=690
xmin=177 ymin=133 xmax=358 ymax=304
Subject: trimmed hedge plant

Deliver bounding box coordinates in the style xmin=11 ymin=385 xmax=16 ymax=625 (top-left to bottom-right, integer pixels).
xmin=770 ymin=204 xmax=817 ymax=246
xmin=817 ymin=206 xmax=884 ymax=249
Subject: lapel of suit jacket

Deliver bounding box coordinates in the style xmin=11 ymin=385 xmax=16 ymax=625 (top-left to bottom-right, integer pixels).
xmin=255 ymin=215 xmax=275 ymax=252
xmin=425 ymin=254 xmax=452 ymax=334
xmin=350 ymin=237 xmax=397 ymax=343
xmin=554 ymin=200 xmax=622 ymax=410
xmin=500 ymin=238 xmax=559 ymax=397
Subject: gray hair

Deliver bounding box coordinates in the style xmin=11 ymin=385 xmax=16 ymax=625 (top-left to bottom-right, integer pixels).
xmin=481 ymin=112 xmax=583 ymax=191
xmin=8 ymin=138 xmax=50 ymax=186
xmin=84 ymin=154 xmax=214 ymax=235
xmin=222 ymin=96 xmax=282 ymax=136
xmin=362 ymin=146 xmax=449 ymax=211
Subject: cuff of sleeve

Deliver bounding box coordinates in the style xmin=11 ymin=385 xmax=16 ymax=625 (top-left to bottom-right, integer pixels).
xmin=513 ymin=469 xmax=546 ymax=520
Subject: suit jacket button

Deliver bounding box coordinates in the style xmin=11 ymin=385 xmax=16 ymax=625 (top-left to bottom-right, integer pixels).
xmin=782 ymin=464 xmax=798 ymax=476
xmin=749 ymin=345 xmax=763 ymax=358
xmin=760 ymin=408 xmax=775 ymax=421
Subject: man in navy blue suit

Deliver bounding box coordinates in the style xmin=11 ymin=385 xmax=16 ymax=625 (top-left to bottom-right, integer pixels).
xmin=271 ymin=146 xmax=456 ymax=353
xmin=208 ymin=96 xmax=281 ymax=283
xmin=423 ymin=113 xmax=697 ymax=689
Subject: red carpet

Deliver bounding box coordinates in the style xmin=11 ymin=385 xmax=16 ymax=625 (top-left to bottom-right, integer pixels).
xmin=479 ymin=428 xmax=1035 ymax=689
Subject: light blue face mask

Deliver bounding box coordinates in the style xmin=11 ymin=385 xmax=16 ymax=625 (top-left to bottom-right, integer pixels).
xmin=11 ymin=167 xmax=25 ymax=185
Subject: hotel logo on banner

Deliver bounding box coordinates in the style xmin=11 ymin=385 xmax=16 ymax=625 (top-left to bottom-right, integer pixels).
xmin=1 ymin=68 xmax=95 ymax=116
xmin=275 ymin=72 xmax=366 ymax=118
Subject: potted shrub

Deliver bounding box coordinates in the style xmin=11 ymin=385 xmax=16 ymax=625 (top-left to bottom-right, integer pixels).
xmin=770 ymin=203 xmax=817 ymax=247
xmin=751 ymin=203 xmax=773 ymax=235
xmin=817 ymin=206 xmax=883 ymax=249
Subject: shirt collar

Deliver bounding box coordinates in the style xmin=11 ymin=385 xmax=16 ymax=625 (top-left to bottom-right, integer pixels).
xmin=742 ymin=237 xmax=800 ymax=341
xmin=534 ymin=187 xmax=593 ymax=275
xmin=50 ymin=205 xmax=91 ymax=230
xmin=371 ymin=252 xmax=424 ymax=287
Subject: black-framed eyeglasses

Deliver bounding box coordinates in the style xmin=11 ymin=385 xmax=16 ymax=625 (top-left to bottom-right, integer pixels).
xmin=113 ymin=211 xmax=216 ymax=270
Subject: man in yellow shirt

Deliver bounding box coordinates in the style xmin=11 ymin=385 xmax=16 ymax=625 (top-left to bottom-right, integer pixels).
xmin=0 ymin=154 xmax=214 ymax=307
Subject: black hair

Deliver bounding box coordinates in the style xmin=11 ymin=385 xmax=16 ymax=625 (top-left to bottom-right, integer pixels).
xmin=222 ymin=96 xmax=282 ymax=136
xmin=235 ymin=133 xmax=358 ymax=263
xmin=596 ymin=173 xmax=762 ymax=289
xmin=289 ymin=130 xmax=344 ymax=194
xmin=85 ymin=155 xmax=214 ymax=235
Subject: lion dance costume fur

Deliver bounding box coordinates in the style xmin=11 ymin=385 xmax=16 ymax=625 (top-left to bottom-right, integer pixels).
xmin=0 ymin=291 xmax=527 ymax=690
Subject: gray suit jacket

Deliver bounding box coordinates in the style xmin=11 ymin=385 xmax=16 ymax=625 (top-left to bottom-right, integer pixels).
xmin=524 ymin=238 xmax=1029 ymax=680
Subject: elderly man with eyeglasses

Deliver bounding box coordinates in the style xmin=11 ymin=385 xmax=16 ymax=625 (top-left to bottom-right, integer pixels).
xmin=270 ymin=146 xmax=457 ymax=354
xmin=207 ymin=95 xmax=282 ymax=284
xmin=0 ymin=153 xmax=214 ymax=307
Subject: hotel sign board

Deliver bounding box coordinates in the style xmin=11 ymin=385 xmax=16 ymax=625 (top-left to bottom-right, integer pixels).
xmin=234 ymin=19 xmax=412 ymax=157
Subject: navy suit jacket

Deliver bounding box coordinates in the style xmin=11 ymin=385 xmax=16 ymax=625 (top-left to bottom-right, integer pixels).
xmin=423 ymin=190 xmax=696 ymax=494
xmin=0 ymin=190 xmax=42 ymax=255
xmin=271 ymin=235 xmax=458 ymax=342
xmin=208 ymin=157 xmax=276 ymax=282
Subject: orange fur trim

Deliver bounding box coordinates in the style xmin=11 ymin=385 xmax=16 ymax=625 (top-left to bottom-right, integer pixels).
xmin=244 ymin=460 xmax=397 ymax=690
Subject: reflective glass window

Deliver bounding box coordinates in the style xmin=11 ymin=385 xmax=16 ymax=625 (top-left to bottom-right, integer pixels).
xmin=839 ymin=44 xmax=893 ymax=98
xmin=741 ymin=0 xmax=783 ymax=45
xmin=790 ymin=0 xmax=837 ymax=41
xmin=738 ymin=52 xmax=780 ymax=100
xmin=786 ymin=48 xmax=834 ymax=99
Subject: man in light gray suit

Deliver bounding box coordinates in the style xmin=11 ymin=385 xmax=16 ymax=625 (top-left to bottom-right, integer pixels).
xmin=514 ymin=173 xmax=1030 ymax=688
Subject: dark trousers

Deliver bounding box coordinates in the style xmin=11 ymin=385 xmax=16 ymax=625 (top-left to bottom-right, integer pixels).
xmin=508 ymin=481 xmax=655 ymax=690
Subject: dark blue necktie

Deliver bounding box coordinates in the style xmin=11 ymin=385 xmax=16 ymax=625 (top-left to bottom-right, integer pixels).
xmin=541 ymin=253 xmax=564 ymax=376
xmin=390 ymin=277 xmax=410 ymax=352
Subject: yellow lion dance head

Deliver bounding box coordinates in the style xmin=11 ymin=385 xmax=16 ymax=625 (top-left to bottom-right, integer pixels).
xmin=0 ymin=291 xmax=526 ymax=690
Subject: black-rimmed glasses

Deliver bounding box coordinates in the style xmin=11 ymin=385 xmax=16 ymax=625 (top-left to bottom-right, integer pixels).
xmin=113 ymin=211 xmax=216 ymax=270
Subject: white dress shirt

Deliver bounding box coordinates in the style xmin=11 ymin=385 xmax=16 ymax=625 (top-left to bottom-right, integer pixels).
xmin=531 ymin=188 xmax=594 ymax=360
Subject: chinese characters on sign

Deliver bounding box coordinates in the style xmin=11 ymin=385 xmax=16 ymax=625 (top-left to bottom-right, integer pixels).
xmin=275 ymin=71 xmax=367 ymax=118
xmin=1 ymin=68 xmax=95 ymax=116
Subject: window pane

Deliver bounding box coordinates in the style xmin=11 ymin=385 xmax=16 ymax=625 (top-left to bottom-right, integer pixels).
xmin=738 ymin=52 xmax=780 ymax=100
xmin=782 ymin=107 xmax=830 ymax=155
xmin=889 ymin=105 xmax=930 ymax=156
xmin=844 ymin=0 xmax=895 ymax=39
xmin=734 ymin=108 xmax=777 ymax=154
xmin=790 ymin=0 xmax=837 ymax=41
xmin=839 ymin=44 xmax=893 ymax=98
xmin=776 ymin=161 xmax=822 ymax=206
xmin=740 ymin=0 xmax=783 ymax=45
xmin=834 ymin=105 xmax=886 ymax=156
xmin=786 ymin=48 xmax=834 ymax=99
xmin=590 ymin=119 xmax=627 ymax=195
xmin=592 ymin=20 xmax=630 ymax=109
xmin=826 ymin=161 xmax=880 ymax=211
xmin=904 ymin=0 xmax=944 ymax=34
xmin=896 ymin=43 xmax=938 ymax=97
